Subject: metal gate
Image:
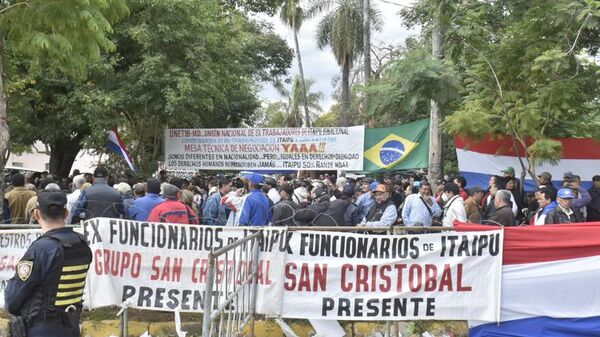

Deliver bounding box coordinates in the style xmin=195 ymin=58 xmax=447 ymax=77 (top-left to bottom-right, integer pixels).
xmin=202 ymin=230 xmax=262 ymax=337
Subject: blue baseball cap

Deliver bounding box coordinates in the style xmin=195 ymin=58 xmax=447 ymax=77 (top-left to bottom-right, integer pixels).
xmin=243 ymin=173 xmax=264 ymax=185
xmin=557 ymin=188 xmax=575 ymax=199
xmin=370 ymin=182 xmax=380 ymax=191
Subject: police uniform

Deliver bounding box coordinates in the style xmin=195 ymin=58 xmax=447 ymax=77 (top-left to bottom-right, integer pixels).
xmin=4 ymin=192 xmax=92 ymax=337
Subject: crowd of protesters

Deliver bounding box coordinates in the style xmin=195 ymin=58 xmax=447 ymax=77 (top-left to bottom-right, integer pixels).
xmin=2 ymin=165 xmax=600 ymax=227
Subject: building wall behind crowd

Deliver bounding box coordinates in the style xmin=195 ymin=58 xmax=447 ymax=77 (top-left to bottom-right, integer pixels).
xmin=6 ymin=141 xmax=98 ymax=173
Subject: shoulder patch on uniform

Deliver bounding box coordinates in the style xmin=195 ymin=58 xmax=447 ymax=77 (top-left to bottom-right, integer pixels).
xmin=17 ymin=261 xmax=33 ymax=281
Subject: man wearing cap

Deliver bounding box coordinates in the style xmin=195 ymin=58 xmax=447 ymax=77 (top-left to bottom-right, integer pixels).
xmin=464 ymin=186 xmax=484 ymax=223
xmin=5 ymin=191 xmax=92 ymax=337
xmin=272 ymin=183 xmax=299 ymax=226
xmin=545 ymin=188 xmax=584 ymax=224
xmin=568 ymin=175 xmax=591 ymax=219
xmin=360 ymin=183 xmax=398 ymax=227
xmin=129 ymin=178 xmax=164 ymax=221
xmin=238 ymin=174 xmax=272 ymax=226
xmin=537 ymin=171 xmax=554 ymax=189
xmin=264 ymin=177 xmax=281 ymax=205
xmin=401 ymin=182 xmax=442 ymax=227
xmin=148 ymin=184 xmax=198 ymax=224
xmin=72 ymin=166 xmax=124 ymax=221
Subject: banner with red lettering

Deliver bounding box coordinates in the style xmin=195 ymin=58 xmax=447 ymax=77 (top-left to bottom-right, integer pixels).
xmin=1 ymin=220 xmax=503 ymax=321
xmin=82 ymin=218 xmax=286 ymax=315
xmin=280 ymin=230 xmax=503 ymax=321
xmin=0 ymin=230 xmax=42 ymax=308
xmin=163 ymin=126 xmax=365 ymax=171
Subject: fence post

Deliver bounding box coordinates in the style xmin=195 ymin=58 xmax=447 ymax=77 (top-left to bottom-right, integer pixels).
xmin=202 ymin=253 xmax=217 ymax=337
xmin=249 ymin=231 xmax=262 ymax=337
xmin=118 ymin=307 xmax=128 ymax=337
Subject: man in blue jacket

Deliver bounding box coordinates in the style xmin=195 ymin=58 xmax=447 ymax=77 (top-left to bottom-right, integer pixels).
xmin=202 ymin=178 xmax=232 ymax=226
xmin=128 ymin=178 xmax=164 ymax=221
xmin=238 ymin=174 xmax=272 ymax=226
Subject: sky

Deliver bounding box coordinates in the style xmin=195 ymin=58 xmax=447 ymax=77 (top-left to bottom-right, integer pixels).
xmin=257 ymin=0 xmax=418 ymax=113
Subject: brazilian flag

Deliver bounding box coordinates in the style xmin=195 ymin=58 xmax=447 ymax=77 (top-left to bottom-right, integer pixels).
xmin=361 ymin=118 xmax=430 ymax=172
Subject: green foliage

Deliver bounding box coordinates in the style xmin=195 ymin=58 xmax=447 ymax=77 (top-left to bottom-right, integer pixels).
xmin=402 ymin=0 xmax=600 ymax=178
xmin=7 ymin=0 xmax=293 ymax=176
xmin=252 ymin=76 xmax=323 ymax=127
xmin=312 ymin=111 xmax=338 ymax=127
xmin=364 ymin=49 xmax=461 ymax=123
xmin=0 ymin=0 xmax=129 ymax=77
xmin=314 ymin=0 xmax=380 ymax=67
xmin=223 ymin=0 xmax=285 ymax=15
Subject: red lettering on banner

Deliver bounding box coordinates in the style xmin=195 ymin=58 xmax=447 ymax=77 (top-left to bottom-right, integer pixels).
xmin=395 ymin=264 xmax=407 ymax=292
xmin=409 ymin=265 xmax=422 ymax=291
xmin=341 ymin=264 xmax=352 ymax=292
xmin=439 ymin=264 xmax=453 ymax=291
xmin=150 ymin=256 xmax=160 ymax=280
xmin=356 ymin=265 xmax=368 ymax=291
xmin=94 ymin=249 xmax=102 ymax=274
xmin=257 ymin=261 xmax=273 ymax=286
xmin=93 ymin=248 xmax=141 ymax=278
xmin=457 ymin=264 xmax=472 ymax=291
xmin=379 ymin=265 xmax=391 ymax=292
xmin=284 ymin=262 xmax=328 ymax=291
xmin=284 ymin=262 xmax=297 ymax=290
xmin=298 ymin=264 xmax=311 ymax=291
xmin=424 ymin=265 xmax=438 ymax=291
xmin=0 ymin=256 xmax=18 ymax=271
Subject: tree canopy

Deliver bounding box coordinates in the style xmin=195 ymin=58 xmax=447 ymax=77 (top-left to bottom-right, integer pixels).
xmin=8 ymin=0 xmax=293 ymax=177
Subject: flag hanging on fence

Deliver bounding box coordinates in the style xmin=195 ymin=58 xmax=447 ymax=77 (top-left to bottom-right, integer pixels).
xmin=107 ymin=129 xmax=137 ymax=172
xmin=455 ymin=136 xmax=600 ymax=191
xmin=361 ymin=118 xmax=429 ymax=173
xmin=457 ymin=221 xmax=600 ymax=337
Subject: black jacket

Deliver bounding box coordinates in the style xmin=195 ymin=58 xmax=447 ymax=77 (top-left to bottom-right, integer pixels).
xmin=545 ymin=206 xmax=584 ymax=225
xmin=293 ymin=198 xmax=350 ymax=226
xmin=272 ymin=199 xmax=299 ymax=226
xmin=587 ymin=187 xmax=600 ymax=221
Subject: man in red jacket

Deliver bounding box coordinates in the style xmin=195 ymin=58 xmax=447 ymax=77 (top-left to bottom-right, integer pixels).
xmin=148 ymin=183 xmax=198 ymax=224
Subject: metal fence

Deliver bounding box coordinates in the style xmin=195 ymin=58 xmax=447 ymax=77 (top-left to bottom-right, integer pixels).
xmin=201 ymin=230 xmax=262 ymax=337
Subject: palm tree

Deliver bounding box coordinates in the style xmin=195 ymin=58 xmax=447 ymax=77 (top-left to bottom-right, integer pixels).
xmin=312 ymin=0 xmax=379 ymax=126
xmin=269 ymin=75 xmax=323 ymax=127
xmin=280 ymin=0 xmax=312 ymax=127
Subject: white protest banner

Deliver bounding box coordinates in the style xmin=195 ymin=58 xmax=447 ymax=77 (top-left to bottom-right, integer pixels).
xmin=280 ymin=230 xmax=503 ymax=321
xmin=83 ymin=218 xmax=286 ymax=314
xmin=0 ymin=229 xmax=42 ymax=307
xmin=164 ymin=126 xmax=365 ymax=171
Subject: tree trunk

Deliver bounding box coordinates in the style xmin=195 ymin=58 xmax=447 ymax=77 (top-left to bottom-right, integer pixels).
xmin=341 ymin=58 xmax=351 ymax=127
xmin=293 ymin=29 xmax=311 ymax=127
xmin=428 ymin=11 xmax=444 ymax=184
xmin=49 ymin=139 xmax=82 ymax=178
xmin=0 ymin=37 xmax=10 ymax=219
xmin=363 ymin=0 xmax=371 ymax=115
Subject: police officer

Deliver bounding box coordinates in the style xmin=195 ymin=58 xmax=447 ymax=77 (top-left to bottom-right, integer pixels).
xmin=5 ymin=191 xmax=92 ymax=337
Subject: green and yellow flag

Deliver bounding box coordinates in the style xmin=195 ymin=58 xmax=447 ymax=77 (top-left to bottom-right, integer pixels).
xmin=361 ymin=119 xmax=430 ymax=172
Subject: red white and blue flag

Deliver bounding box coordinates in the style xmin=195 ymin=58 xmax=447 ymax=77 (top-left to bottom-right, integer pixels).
xmin=455 ymin=136 xmax=600 ymax=190
xmin=107 ymin=128 xmax=137 ymax=172
xmin=457 ymin=222 xmax=600 ymax=337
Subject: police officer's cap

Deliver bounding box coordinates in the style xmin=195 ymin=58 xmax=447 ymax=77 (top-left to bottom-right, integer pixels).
xmin=37 ymin=191 xmax=67 ymax=216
